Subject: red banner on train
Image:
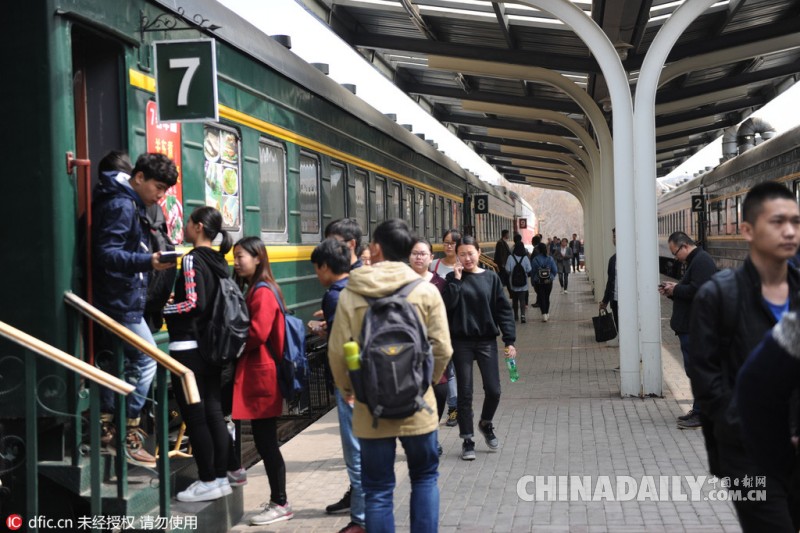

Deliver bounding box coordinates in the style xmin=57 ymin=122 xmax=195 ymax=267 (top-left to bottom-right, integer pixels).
xmin=146 ymin=100 xmax=184 ymax=244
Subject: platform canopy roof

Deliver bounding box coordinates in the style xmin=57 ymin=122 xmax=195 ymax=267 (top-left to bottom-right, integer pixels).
xmin=296 ymin=0 xmax=800 ymax=183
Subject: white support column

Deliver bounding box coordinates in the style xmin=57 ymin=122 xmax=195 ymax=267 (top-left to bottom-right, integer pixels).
xmin=634 ymin=0 xmax=719 ymax=396
xmin=514 ymin=0 xmax=639 ymax=396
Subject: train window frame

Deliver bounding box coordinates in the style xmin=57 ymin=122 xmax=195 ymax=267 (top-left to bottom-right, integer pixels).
xmin=374 ymin=176 xmax=386 ymax=231
xmin=416 ymin=190 xmax=426 ymax=234
xmin=729 ymin=196 xmax=739 ymax=235
xmin=299 ymin=151 xmax=321 ymax=242
xmin=256 ymin=138 xmax=288 ymax=242
xmin=351 ymin=169 xmax=369 ymax=238
xmin=428 ymin=194 xmax=435 ymax=239
xmin=390 ymin=181 xmax=401 ymax=220
xmin=329 ymin=161 xmax=347 ymax=221
xmin=203 ymin=123 xmax=242 ymax=232
xmin=437 ymin=197 xmax=445 ymax=241
xmin=404 ymin=186 xmax=414 ymax=226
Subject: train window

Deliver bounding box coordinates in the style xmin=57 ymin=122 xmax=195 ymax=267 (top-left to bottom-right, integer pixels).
xmin=446 ymin=199 xmax=453 ymax=230
xmin=330 ymin=162 xmax=346 ymax=221
xmin=708 ymin=201 xmax=720 ymax=236
xmin=257 ymin=140 xmax=287 ymax=237
xmin=438 ymin=197 xmax=444 ymax=240
xmin=351 ymin=169 xmax=369 ymax=236
xmin=729 ymin=197 xmax=739 ymax=235
xmin=404 ymin=187 xmax=414 ymax=225
xmin=417 ymin=191 xmax=425 ymax=233
xmin=375 ymin=177 xmax=386 ymax=226
xmin=390 ymin=182 xmax=401 ymax=219
xmin=428 ymin=194 xmax=435 ymax=238
xmin=204 ymin=125 xmax=241 ymax=230
xmin=299 ymin=152 xmax=321 ymax=239
xmin=719 ymin=199 xmax=728 ymax=235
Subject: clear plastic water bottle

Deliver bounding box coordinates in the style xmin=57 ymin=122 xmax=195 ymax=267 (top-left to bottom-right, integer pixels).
xmin=225 ymin=415 xmax=236 ymax=441
xmin=506 ymin=352 xmax=519 ymax=383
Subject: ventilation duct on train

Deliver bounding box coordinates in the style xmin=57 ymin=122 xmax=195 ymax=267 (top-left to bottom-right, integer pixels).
xmin=721 ymin=126 xmax=739 ymax=162
xmin=737 ymin=117 xmax=776 ymax=153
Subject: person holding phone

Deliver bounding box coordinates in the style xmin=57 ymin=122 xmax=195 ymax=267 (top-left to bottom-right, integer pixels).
xmin=658 ymin=231 xmax=716 ymax=429
xmin=442 ymin=235 xmax=516 ymax=461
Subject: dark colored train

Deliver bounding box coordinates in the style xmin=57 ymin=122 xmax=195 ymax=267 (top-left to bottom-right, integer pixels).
xmin=657 ymin=123 xmax=800 ymax=277
xmin=1 ymin=0 xmax=535 ymax=528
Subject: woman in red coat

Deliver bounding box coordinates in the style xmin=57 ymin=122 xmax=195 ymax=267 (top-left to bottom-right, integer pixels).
xmin=232 ymin=236 xmax=292 ymax=526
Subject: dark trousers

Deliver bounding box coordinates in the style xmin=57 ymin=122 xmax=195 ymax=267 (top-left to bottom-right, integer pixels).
xmin=252 ymin=418 xmax=288 ymax=506
xmin=510 ymin=290 xmax=529 ymax=319
xmin=571 ymin=254 xmax=579 ymax=271
xmin=558 ymin=270 xmax=569 ymax=290
xmin=712 ymin=441 xmax=799 ymax=533
xmin=433 ymin=382 xmax=448 ymax=422
xmin=534 ymin=282 xmax=553 ymax=314
xmin=170 ymin=348 xmax=229 ymax=482
xmin=613 ymin=300 xmax=619 ymax=330
xmin=451 ymin=339 xmax=501 ymax=439
xmin=677 ymin=333 xmax=699 ymax=413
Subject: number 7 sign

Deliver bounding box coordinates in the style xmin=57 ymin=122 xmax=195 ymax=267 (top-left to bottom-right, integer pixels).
xmin=154 ymin=39 xmax=218 ymax=122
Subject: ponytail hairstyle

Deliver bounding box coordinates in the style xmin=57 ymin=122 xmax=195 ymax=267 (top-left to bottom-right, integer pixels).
xmin=233 ymin=236 xmax=285 ymax=307
xmin=189 ymin=206 xmax=232 ymax=256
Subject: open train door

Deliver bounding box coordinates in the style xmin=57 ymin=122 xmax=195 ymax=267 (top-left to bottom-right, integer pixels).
xmin=71 ymin=27 xmax=126 ymax=363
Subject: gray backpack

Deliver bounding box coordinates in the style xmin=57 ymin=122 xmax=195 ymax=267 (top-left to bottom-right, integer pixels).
xmin=356 ymin=278 xmax=434 ymax=427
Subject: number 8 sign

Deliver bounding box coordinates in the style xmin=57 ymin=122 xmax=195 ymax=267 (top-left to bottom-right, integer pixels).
xmin=474 ymin=194 xmax=489 ymax=214
xmin=154 ymin=39 xmax=219 ymax=122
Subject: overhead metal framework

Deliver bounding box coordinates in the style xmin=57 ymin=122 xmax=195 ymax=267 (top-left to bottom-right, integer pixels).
xmin=298 ymin=0 xmax=800 ymax=178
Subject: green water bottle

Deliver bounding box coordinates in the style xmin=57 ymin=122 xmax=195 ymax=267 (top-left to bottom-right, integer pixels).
xmin=344 ymin=341 xmax=361 ymax=370
xmin=505 ymin=347 xmax=519 ymax=382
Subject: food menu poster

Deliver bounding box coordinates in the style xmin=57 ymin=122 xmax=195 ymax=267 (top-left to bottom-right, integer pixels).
xmin=146 ymin=100 xmax=184 ymax=244
xmin=203 ymin=125 xmax=240 ymax=229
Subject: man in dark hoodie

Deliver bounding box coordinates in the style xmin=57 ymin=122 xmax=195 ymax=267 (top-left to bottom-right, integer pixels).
xmin=690 ymin=181 xmax=800 ymax=531
xmin=92 ymin=151 xmax=178 ymax=467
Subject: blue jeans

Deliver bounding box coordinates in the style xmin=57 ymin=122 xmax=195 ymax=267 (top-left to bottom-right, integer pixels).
xmin=446 ymin=363 xmax=457 ymax=409
xmin=336 ymin=389 xmax=365 ymax=526
xmin=360 ymin=431 xmax=439 ymax=533
xmin=452 ymin=339 xmax=501 ymax=439
xmin=678 ymin=333 xmax=699 ymax=413
xmin=100 ymin=317 xmax=157 ymax=420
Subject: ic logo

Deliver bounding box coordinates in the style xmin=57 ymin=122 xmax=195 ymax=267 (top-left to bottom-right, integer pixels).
xmin=6 ymin=514 xmax=23 ymax=531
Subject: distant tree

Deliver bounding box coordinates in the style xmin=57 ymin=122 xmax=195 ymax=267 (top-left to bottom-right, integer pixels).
xmin=507 ymin=184 xmax=584 ymax=238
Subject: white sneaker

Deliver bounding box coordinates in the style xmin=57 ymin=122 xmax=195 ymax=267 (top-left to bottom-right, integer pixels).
xmin=177 ymin=480 xmax=224 ymax=502
xmin=227 ymin=467 xmax=248 ymax=487
xmin=543 ymin=314 xmax=549 ymax=322
xmin=564 ymin=290 xmax=568 ymax=294
xmin=250 ymin=501 xmax=294 ymax=526
xmin=216 ymin=477 xmax=233 ymax=496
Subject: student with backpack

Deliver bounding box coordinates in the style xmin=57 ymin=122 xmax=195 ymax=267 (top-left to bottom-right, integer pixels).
xmin=531 ymin=243 xmax=558 ymax=322
xmin=442 ymin=235 xmax=516 ymax=461
xmin=163 ymin=206 xmax=234 ymax=503
xmin=328 ymin=219 xmax=452 ymax=533
xmin=505 ymin=241 xmax=532 ymax=323
xmin=230 ymin=236 xmax=294 ymax=526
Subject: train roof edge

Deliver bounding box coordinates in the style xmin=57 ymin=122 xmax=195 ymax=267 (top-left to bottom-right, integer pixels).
xmin=153 ymin=0 xmax=489 ymax=190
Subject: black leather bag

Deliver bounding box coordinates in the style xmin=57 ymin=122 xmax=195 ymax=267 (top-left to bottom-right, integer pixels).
xmin=592 ymin=309 xmax=617 ymax=342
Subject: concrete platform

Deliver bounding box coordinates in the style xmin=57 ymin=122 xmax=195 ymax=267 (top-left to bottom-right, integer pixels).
xmin=231 ymin=272 xmax=742 ymax=532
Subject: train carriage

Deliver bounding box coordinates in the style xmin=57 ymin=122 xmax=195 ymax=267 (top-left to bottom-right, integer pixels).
xmin=1 ymin=0 xmax=528 ymax=524
xmin=657 ymin=124 xmax=800 ymax=274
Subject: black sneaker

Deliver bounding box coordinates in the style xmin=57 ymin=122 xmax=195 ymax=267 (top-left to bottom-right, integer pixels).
xmin=478 ymin=420 xmax=499 ymax=450
xmin=325 ymin=486 xmax=351 ymax=514
xmin=677 ymin=409 xmax=695 ymax=421
xmin=677 ymin=413 xmax=702 ymax=430
xmin=461 ymin=439 xmax=476 ymax=461
xmin=437 ymin=442 xmax=443 ymax=456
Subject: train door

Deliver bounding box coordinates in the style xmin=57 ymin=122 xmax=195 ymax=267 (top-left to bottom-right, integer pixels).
xmin=72 ymin=27 xmax=125 ymax=358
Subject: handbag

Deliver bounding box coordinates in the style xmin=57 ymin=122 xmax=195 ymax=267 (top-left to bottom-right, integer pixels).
xmin=592 ymin=309 xmax=617 ymax=342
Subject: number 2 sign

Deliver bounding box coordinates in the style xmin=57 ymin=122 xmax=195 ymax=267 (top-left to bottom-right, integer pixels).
xmin=154 ymin=39 xmax=218 ymax=122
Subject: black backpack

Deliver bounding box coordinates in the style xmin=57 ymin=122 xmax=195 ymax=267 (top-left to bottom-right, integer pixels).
xmin=354 ymin=278 xmax=434 ymax=427
xmin=511 ymin=255 xmax=527 ymax=287
xmin=141 ymin=204 xmax=177 ymax=333
xmin=535 ymin=257 xmax=551 ymax=283
xmin=196 ymin=276 xmax=250 ymax=366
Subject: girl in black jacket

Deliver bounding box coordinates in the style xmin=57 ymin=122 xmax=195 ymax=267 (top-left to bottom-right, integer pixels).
xmin=442 ymin=235 xmax=516 ymax=461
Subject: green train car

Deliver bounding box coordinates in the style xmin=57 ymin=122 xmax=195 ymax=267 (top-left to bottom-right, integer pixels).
xmin=2 ymin=0 xmax=527 ymax=527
